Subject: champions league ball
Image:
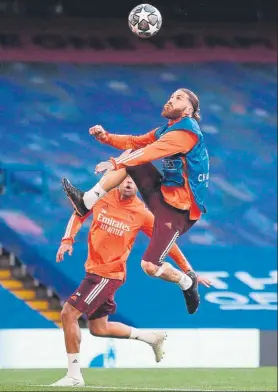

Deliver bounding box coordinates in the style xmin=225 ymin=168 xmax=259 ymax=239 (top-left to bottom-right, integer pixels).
xmin=128 ymin=4 xmax=162 ymax=39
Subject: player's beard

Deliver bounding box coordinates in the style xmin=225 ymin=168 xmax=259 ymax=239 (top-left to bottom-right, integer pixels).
xmin=161 ymin=107 xmax=182 ymax=120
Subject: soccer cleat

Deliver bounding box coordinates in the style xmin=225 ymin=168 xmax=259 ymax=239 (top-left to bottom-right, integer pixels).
xmin=150 ymin=331 xmax=167 ymax=363
xmin=50 ymin=374 xmax=85 ymax=387
xmin=182 ymin=270 xmax=200 ymax=314
xmin=62 ymin=178 xmax=90 ymax=217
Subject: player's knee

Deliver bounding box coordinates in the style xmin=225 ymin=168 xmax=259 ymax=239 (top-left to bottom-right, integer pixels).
xmin=61 ymin=303 xmax=78 ymax=323
xmin=141 ymin=260 xmax=159 ymax=277
xmin=89 ymin=324 xmax=108 ymax=337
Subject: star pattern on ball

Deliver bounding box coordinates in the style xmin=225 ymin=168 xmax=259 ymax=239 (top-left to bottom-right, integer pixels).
xmin=128 ymin=4 xmax=162 ymax=38
xmin=136 ymin=8 xmax=154 ymax=24
xmin=147 ymin=22 xmax=159 ymax=36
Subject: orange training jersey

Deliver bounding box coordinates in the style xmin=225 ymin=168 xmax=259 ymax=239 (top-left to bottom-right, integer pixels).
xmin=101 ymin=126 xmax=201 ymax=220
xmin=61 ymin=189 xmax=191 ymax=281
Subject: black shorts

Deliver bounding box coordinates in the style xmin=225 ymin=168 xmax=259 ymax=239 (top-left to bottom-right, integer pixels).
xmin=126 ymin=163 xmax=196 ymax=265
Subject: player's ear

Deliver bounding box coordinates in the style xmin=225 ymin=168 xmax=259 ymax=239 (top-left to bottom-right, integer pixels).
xmin=185 ymin=106 xmax=193 ymax=117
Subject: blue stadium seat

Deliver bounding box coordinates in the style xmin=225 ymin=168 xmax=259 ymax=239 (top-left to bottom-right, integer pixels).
xmin=0 ymin=62 xmax=276 ymax=328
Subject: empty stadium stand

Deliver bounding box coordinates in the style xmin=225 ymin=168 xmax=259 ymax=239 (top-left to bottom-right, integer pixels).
xmin=0 ymin=62 xmax=276 ymax=329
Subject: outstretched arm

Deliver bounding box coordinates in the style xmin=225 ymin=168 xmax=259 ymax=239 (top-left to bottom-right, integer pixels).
xmin=89 ymin=125 xmax=157 ymax=150
xmin=110 ymin=130 xmax=198 ymax=170
xmin=95 ymin=130 xmax=198 ymax=174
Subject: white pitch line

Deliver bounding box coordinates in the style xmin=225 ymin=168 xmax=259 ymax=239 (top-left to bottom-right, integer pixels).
xmin=87 ymin=387 xmax=219 ymax=392
xmin=84 ymin=388 xmax=209 ymax=391
xmin=37 ymin=385 xmax=218 ymax=391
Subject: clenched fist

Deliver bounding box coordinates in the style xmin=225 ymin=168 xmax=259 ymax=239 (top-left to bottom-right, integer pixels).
xmin=89 ymin=125 xmax=108 ymax=142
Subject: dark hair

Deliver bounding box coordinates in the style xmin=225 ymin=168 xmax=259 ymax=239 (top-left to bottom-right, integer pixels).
xmin=181 ymin=88 xmax=201 ymax=122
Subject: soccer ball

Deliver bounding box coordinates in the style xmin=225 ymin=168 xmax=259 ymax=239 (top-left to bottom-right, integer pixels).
xmin=128 ymin=4 xmax=162 ymax=39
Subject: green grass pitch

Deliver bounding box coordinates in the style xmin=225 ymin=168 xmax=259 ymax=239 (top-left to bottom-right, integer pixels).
xmin=0 ymin=368 xmax=277 ymax=391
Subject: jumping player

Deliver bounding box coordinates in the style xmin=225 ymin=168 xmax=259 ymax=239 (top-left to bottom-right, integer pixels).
xmin=51 ymin=176 xmax=210 ymax=387
xmin=62 ymin=88 xmax=209 ymax=315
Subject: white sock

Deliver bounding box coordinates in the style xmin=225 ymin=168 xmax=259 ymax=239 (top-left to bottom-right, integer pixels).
xmin=129 ymin=327 xmax=157 ymax=345
xmin=83 ymin=183 xmax=107 ymax=209
xmin=67 ymin=353 xmax=81 ymax=379
xmin=178 ymin=274 xmax=193 ymax=291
